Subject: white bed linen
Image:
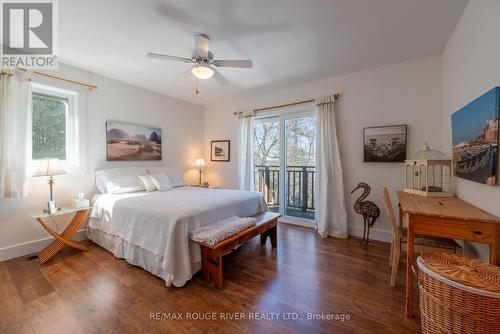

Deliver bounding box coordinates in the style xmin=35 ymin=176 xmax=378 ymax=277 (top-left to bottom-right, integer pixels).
xmin=87 ymin=186 xmax=266 ymax=287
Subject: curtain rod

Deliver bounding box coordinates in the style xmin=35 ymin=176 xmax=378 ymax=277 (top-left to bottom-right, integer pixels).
xmin=15 ymin=68 xmax=98 ymax=91
xmin=233 ymin=94 xmax=339 ymax=117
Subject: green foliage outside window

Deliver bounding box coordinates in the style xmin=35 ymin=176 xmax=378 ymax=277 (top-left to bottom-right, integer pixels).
xmin=253 ymin=117 xmax=316 ymax=166
xmin=32 ymin=93 xmax=68 ymax=160
xmin=286 ymin=117 xmax=316 ymax=166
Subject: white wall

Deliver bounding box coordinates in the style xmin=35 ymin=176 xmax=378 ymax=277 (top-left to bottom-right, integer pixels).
xmin=0 ymin=63 xmax=204 ymax=261
xmin=204 ymin=55 xmax=443 ymax=240
xmin=441 ymin=0 xmax=500 ymax=261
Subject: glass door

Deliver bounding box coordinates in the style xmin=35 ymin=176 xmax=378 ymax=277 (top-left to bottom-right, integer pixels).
xmin=285 ymin=116 xmax=316 ymax=219
xmin=253 ymin=118 xmax=280 ymax=213
xmin=253 ymin=112 xmax=316 ymax=221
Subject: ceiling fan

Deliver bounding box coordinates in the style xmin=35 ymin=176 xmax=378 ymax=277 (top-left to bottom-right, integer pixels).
xmin=146 ymin=34 xmax=253 ymax=88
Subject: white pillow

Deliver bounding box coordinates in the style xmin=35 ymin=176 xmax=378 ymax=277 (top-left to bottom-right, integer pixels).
xmin=138 ymin=175 xmax=157 ymax=192
xmin=150 ymin=173 xmax=173 ymax=191
xmin=95 ymin=167 xmax=147 ymax=194
xmin=147 ymin=166 xmax=187 ymax=187
xmin=166 ymin=168 xmax=187 ymax=187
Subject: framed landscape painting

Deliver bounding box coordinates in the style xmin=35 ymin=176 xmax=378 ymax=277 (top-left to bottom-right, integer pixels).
xmin=363 ymin=125 xmax=407 ymax=162
xmin=452 ymin=87 xmax=499 ymax=186
xmin=106 ymin=121 xmax=162 ymax=161
xmin=211 ymin=140 xmax=230 ymax=162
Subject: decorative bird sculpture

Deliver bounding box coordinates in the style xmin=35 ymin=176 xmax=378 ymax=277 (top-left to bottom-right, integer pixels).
xmin=351 ymin=182 xmax=380 ymax=244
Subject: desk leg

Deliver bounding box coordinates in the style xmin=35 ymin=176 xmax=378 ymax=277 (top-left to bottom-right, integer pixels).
xmin=491 ymin=228 xmax=500 ymax=265
xmin=398 ymin=204 xmax=403 ymax=227
xmin=406 ymin=213 xmax=414 ymax=317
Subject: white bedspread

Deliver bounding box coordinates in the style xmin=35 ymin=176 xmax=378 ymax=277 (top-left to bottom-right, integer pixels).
xmin=88 ymin=186 xmax=266 ymax=287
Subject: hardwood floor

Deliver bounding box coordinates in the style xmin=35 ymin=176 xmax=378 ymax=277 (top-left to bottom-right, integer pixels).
xmin=0 ymin=224 xmax=420 ymax=334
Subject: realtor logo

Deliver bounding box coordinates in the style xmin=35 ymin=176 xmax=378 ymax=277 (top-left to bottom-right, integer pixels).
xmin=1 ymin=0 xmax=58 ymax=68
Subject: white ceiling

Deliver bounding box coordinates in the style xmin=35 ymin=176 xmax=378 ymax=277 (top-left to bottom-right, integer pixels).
xmin=59 ymin=0 xmax=468 ymax=106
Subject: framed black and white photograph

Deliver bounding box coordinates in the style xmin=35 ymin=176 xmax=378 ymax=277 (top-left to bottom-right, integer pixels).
xmin=211 ymin=140 xmax=230 ymax=162
xmin=363 ymin=125 xmax=407 ymax=162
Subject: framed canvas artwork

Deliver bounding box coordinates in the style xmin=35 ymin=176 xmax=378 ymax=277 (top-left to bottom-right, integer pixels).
xmin=452 ymin=87 xmax=499 ymax=186
xmin=363 ymin=125 xmax=407 ymax=162
xmin=211 ymin=140 xmax=230 ymax=162
xmin=106 ymin=121 xmax=162 ymax=161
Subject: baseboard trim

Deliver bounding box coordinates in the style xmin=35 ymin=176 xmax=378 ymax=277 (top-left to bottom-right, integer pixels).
xmin=278 ymin=218 xmax=392 ymax=243
xmin=0 ymin=229 xmax=87 ymax=262
xmin=348 ymin=225 xmax=392 ymax=243
xmin=278 ymin=216 xmax=315 ymax=229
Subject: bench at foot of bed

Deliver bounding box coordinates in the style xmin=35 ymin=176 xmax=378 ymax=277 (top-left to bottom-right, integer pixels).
xmin=195 ymin=212 xmax=281 ymax=289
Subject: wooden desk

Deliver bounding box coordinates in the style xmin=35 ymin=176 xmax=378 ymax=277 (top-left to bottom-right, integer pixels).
xmin=397 ymin=191 xmax=500 ymax=317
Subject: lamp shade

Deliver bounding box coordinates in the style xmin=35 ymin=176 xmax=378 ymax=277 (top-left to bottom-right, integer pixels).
xmin=196 ymin=158 xmax=206 ymax=169
xmin=33 ymin=158 xmax=67 ymax=177
xmin=191 ymin=65 xmax=214 ymax=79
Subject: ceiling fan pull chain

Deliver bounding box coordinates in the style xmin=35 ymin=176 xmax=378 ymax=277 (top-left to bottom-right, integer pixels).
xmin=194 ymin=76 xmax=200 ymax=95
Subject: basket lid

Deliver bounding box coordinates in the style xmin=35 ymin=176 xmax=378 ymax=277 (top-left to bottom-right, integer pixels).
xmin=419 ymin=252 xmax=500 ymax=293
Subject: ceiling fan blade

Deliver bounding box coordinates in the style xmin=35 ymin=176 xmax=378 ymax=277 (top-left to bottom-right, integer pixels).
xmin=212 ymin=69 xmax=230 ymax=86
xmin=194 ymin=34 xmax=209 ymax=58
xmin=147 ymin=53 xmax=194 ymax=63
xmin=213 ymin=59 xmax=253 ymax=68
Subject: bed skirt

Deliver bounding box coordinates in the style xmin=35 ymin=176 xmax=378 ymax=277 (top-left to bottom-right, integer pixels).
xmin=86 ymin=225 xmax=201 ymax=287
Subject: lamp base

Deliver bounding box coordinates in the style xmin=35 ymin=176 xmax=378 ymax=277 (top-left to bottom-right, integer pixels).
xmin=44 ymin=201 xmax=60 ymax=214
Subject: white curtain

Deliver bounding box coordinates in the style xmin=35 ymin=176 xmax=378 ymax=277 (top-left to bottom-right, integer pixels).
xmin=315 ymin=95 xmax=348 ymax=238
xmin=239 ymin=111 xmax=255 ymax=191
xmin=0 ymin=71 xmax=32 ymax=199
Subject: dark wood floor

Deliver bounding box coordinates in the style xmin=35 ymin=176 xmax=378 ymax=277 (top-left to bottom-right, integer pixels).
xmin=0 ymin=224 xmax=420 ymax=334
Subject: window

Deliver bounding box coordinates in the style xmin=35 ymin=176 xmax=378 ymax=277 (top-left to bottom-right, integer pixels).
xmin=32 ymin=83 xmax=78 ymax=167
xmin=32 ymin=93 xmax=68 ymax=160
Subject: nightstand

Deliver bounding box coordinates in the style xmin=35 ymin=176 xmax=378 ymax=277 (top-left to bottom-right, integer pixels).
xmin=30 ymin=206 xmax=92 ymax=264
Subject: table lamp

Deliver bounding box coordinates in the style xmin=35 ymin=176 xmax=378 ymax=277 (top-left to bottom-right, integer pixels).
xmin=33 ymin=158 xmax=66 ymax=213
xmin=196 ymin=158 xmax=205 ymax=187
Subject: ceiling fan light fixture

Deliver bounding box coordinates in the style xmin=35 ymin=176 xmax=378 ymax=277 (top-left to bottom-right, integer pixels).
xmin=191 ymin=65 xmax=214 ymax=79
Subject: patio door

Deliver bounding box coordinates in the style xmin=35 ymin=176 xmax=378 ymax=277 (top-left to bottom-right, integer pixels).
xmin=284 ymin=115 xmax=316 ymax=220
xmin=254 ymin=110 xmax=316 ymax=223
xmin=254 ymin=118 xmax=280 ymax=213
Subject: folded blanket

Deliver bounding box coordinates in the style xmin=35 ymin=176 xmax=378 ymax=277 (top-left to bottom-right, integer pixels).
xmin=190 ymin=216 xmax=257 ymax=246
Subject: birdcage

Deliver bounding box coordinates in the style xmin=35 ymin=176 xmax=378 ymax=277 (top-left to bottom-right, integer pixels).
xmin=404 ymin=143 xmax=453 ymax=197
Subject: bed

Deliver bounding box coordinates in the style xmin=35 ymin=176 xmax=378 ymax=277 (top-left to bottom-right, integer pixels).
xmin=87 ymin=167 xmax=266 ymax=287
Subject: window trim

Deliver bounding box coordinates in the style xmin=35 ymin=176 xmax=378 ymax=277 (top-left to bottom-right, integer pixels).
xmin=31 ymin=82 xmax=79 ymax=171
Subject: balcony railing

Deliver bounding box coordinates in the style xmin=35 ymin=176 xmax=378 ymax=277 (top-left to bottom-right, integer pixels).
xmin=254 ymin=165 xmax=315 ymax=217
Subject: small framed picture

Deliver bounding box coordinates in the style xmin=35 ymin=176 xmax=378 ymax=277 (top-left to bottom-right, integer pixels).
xmin=211 ymin=140 xmax=230 ymax=162
xmin=363 ymin=125 xmax=407 ymax=162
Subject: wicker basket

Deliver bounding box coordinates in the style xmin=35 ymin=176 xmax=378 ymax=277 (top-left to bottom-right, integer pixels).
xmin=415 ymin=252 xmax=500 ymax=334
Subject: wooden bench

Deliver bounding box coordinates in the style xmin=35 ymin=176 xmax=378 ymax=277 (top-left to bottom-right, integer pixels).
xmin=195 ymin=212 xmax=281 ymax=288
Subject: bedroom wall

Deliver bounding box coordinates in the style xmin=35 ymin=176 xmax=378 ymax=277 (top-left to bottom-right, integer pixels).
xmin=0 ymin=63 xmax=204 ymax=261
xmin=203 ymin=55 xmax=442 ymax=241
xmin=441 ymin=0 xmax=500 ymax=261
